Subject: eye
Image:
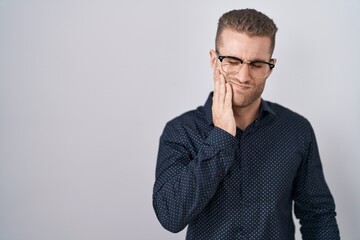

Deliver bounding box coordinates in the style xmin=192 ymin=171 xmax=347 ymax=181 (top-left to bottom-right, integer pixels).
xmin=251 ymin=62 xmax=266 ymax=68
xmin=224 ymin=58 xmax=241 ymax=65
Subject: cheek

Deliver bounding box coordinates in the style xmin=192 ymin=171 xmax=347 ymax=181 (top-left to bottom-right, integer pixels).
xmin=254 ymin=78 xmax=267 ymax=86
xmin=254 ymin=80 xmax=267 ymax=93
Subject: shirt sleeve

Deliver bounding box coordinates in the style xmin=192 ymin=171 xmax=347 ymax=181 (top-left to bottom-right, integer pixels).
xmin=152 ymin=122 xmax=237 ymax=233
xmin=292 ymin=123 xmax=340 ymax=239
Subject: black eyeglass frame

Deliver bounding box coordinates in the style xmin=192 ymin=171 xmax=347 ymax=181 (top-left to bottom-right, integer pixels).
xmin=215 ymin=52 xmax=275 ymax=73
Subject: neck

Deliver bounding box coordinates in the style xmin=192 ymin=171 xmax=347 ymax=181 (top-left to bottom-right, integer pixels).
xmin=233 ymin=98 xmax=261 ymax=131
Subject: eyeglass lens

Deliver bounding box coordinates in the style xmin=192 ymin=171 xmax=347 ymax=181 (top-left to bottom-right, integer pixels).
xmin=221 ymin=58 xmax=271 ymax=78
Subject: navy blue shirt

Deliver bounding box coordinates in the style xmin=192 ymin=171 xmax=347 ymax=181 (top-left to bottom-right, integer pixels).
xmin=153 ymin=93 xmax=340 ymax=239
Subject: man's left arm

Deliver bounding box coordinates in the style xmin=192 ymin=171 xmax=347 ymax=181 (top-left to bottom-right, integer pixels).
xmin=292 ymin=123 xmax=340 ymax=239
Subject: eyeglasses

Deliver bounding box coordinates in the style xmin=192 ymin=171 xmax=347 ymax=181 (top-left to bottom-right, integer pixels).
xmin=216 ymin=52 xmax=275 ymax=78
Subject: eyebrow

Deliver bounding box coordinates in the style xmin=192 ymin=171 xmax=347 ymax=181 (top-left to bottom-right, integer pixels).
xmin=216 ymin=51 xmax=270 ymax=62
xmin=224 ymin=55 xmax=270 ymax=63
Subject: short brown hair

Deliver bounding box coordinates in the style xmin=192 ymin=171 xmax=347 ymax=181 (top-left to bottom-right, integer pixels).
xmin=215 ymin=9 xmax=278 ymax=55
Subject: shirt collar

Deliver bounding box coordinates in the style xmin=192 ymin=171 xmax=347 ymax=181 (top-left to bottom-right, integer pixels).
xmin=204 ymin=92 xmax=276 ymax=126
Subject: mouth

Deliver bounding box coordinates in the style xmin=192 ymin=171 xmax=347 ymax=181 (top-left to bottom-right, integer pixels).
xmin=225 ymin=78 xmax=252 ymax=91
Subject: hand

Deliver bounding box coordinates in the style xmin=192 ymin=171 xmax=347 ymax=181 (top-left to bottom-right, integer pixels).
xmin=212 ymin=70 xmax=236 ymax=136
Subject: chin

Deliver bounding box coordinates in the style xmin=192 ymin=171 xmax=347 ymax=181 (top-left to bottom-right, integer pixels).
xmin=232 ymin=94 xmax=261 ymax=109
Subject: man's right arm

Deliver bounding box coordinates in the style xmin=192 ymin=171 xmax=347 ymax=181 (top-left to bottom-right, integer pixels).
xmin=152 ymin=122 xmax=237 ymax=233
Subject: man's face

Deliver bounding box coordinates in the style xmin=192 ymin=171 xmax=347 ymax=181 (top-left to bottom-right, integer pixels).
xmin=210 ymin=29 xmax=274 ymax=108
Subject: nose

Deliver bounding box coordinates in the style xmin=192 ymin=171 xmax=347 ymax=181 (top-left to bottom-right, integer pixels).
xmin=235 ymin=62 xmax=251 ymax=84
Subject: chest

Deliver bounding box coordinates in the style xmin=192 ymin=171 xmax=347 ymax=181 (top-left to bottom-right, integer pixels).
xmin=222 ymin=127 xmax=305 ymax=202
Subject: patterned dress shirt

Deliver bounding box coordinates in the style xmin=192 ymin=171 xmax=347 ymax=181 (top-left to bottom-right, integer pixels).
xmin=153 ymin=93 xmax=340 ymax=239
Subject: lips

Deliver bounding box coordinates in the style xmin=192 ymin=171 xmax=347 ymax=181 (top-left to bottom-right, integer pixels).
xmin=226 ymin=79 xmax=251 ymax=90
xmin=235 ymin=84 xmax=251 ymax=93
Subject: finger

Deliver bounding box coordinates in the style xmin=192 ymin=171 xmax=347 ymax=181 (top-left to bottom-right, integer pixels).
xmin=225 ymin=82 xmax=233 ymax=109
xmin=214 ymin=69 xmax=222 ymax=106
xmin=213 ymin=70 xmax=220 ymax=108
xmin=218 ymin=73 xmax=226 ymax=107
xmin=213 ymin=68 xmax=221 ymax=82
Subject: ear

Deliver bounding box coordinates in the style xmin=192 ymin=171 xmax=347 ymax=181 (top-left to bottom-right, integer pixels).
xmin=209 ymin=49 xmax=218 ymax=71
xmin=267 ymin=58 xmax=277 ymax=78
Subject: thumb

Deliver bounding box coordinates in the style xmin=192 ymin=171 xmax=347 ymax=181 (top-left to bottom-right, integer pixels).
xmin=225 ymin=82 xmax=232 ymax=108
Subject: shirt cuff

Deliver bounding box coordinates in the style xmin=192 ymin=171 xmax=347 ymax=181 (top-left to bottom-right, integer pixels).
xmin=203 ymin=127 xmax=237 ymax=156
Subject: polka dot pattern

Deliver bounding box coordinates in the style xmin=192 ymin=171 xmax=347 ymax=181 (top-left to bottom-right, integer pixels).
xmin=153 ymin=93 xmax=340 ymax=239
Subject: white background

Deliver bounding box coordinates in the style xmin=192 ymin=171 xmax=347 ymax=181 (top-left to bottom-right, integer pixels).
xmin=1 ymin=0 xmax=359 ymax=239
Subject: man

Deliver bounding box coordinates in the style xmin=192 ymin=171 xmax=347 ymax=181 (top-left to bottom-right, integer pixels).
xmin=153 ymin=9 xmax=340 ymax=239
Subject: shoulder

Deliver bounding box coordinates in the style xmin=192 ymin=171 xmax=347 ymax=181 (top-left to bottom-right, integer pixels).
xmin=264 ymin=100 xmax=315 ymax=143
xmin=161 ymin=93 xmax=213 ymax=142
xmin=266 ymin=101 xmax=311 ymax=127
xmin=162 ymin=105 xmax=209 ymax=139
xmin=263 ymin=101 xmax=318 ymax=156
